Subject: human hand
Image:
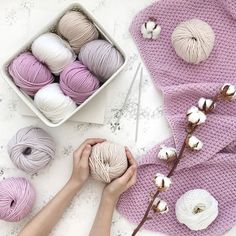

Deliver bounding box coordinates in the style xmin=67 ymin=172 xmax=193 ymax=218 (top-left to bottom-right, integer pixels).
xmin=69 ymin=138 xmax=105 ymax=189
xmin=102 ymin=147 xmax=137 ymax=203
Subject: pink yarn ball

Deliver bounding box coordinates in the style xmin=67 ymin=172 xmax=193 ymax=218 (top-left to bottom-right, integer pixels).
xmin=8 ymin=52 xmax=54 ymax=96
xmin=60 ymin=61 xmax=100 ymax=104
xmin=0 ymin=177 xmax=36 ymax=222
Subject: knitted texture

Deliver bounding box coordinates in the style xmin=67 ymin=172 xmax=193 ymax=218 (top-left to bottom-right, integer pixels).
xmin=117 ymin=0 xmax=236 ymax=235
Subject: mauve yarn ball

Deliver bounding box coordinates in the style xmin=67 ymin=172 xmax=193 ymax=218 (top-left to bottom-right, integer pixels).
xmin=89 ymin=141 xmax=128 ymax=183
xmin=8 ymin=126 xmax=56 ymax=174
xmin=57 ymin=11 xmax=99 ymax=53
xmin=34 ymin=83 xmax=77 ymax=123
xmin=8 ymin=52 xmax=54 ymax=96
xmin=0 ymin=177 xmax=35 ymax=222
xmin=171 ymin=19 xmax=215 ymax=64
xmin=79 ymin=40 xmax=124 ymax=82
xmin=60 ymin=61 xmax=100 ymax=104
xmin=31 ymin=33 xmax=76 ymax=75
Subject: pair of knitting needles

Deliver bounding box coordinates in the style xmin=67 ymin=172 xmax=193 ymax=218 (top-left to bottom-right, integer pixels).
xmin=114 ymin=62 xmax=143 ymax=142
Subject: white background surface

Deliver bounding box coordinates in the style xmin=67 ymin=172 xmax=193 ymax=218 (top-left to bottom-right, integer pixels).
xmin=0 ymin=0 xmax=235 ymax=235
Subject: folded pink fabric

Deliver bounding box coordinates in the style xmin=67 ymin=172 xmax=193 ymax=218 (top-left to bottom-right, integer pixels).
xmin=117 ymin=0 xmax=236 ymax=235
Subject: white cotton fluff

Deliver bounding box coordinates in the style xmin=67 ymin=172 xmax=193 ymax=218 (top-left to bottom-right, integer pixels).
xmin=31 ymin=33 xmax=76 ymax=75
xmin=187 ymin=136 xmax=203 ymax=151
xmin=158 ymin=145 xmax=177 ymax=161
xmin=187 ymin=106 xmax=206 ymax=125
xmin=221 ymin=83 xmax=236 ymax=99
xmin=176 ymin=189 xmax=218 ymax=231
xmin=141 ymin=20 xmax=161 ymax=40
xmin=198 ymin=98 xmax=215 ymax=112
xmin=34 ymin=83 xmax=77 ymax=124
xmin=154 ymin=173 xmax=171 ymax=191
xmin=152 ymin=197 xmax=169 ymax=214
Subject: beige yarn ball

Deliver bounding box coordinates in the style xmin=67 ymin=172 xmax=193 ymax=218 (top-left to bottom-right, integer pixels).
xmin=171 ymin=19 xmax=215 ymax=64
xmin=89 ymin=141 xmax=128 ymax=183
xmin=57 ymin=11 xmax=99 ymax=53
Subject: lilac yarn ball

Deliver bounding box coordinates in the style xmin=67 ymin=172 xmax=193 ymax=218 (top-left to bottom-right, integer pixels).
xmin=0 ymin=177 xmax=35 ymax=222
xmin=79 ymin=40 xmax=124 ymax=82
xmin=60 ymin=61 xmax=100 ymax=104
xmin=8 ymin=52 xmax=54 ymax=96
xmin=8 ymin=126 xmax=56 ymax=174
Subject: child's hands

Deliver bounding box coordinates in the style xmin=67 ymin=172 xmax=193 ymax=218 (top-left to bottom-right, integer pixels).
xmin=103 ymin=147 xmax=137 ymax=203
xmin=69 ymin=138 xmax=105 ymax=189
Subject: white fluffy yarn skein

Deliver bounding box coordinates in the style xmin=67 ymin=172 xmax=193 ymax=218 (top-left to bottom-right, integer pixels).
xmin=31 ymin=33 xmax=76 ymax=75
xmin=171 ymin=19 xmax=215 ymax=64
xmin=34 ymin=83 xmax=77 ymax=124
xmin=89 ymin=141 xmax=128 ymax=183
xmin=176 ymin=189 xmax=219 ymax=231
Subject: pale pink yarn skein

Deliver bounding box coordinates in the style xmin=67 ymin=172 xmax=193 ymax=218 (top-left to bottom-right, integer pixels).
xmin=0 ymin=177 xmax=35 ymax=222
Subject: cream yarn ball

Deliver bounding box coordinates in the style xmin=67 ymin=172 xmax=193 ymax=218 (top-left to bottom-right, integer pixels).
xmin=176 ymin=189 xmax=219 ymax=231
xmin=89 ymin=141 xmax=128 ymax=183
xmin=171 ymin=19 xmax=215 ymax=64
xmin=34 ymin=83 xmax=77 ymax=123
xmin=31 ymin=33 xmax=76 ymax=75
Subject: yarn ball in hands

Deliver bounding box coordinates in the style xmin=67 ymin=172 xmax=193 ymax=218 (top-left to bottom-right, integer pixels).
xmin=57 ymin=11 xmax=99 ymax=53
xmin=8 ymin=126 xmax=56 ymax=174
xmin=31 ymin=33 xmax=76 ymax=75
xmin=0 ymin=177 xmax=35 ymax=222
xmin=176 ymin=189 xmax=218 ymax=231
xmin=89 ymin=141 xmax=128 ymax=183
xmin=79 ymin=40 xmax=124 ymax=82
xmin=171 ymin=19 xmax=215 ymax=64
xmin=34 ymin=83 xmax=77 ymax=123
xmin=8 ymin=52 xmax=54 ymax=96
xmin=60 ymin=61 xmax=100 ymax=104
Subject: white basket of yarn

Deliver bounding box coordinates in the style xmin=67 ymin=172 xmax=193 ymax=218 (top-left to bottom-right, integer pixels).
xmin=1 ymin=3 xmax=127 ymax=127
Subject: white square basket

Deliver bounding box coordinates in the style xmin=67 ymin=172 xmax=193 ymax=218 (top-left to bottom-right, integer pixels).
xmin=1 ymin=3 xmax=127 ymax=128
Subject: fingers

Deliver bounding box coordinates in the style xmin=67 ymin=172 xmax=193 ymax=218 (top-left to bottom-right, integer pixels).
xmin=120 ymin=165 xmax=136 ymax=182
xmin=125 ymin=147 xmax=137 ymax=167
xmin=127 ymin=167 xmax=137 ymax=188
xmin=83 ymin=138 xmax=106 ymax=146
xmin=80 ymin=144 xmax=92 ymax=166
xmin=74 ymin=138 xmax=105 ymax=159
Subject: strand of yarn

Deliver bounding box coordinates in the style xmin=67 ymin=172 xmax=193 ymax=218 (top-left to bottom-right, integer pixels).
xmin=57 ymin=11 xmax=99 ymax=53
xmin=79 ymin=40 xmax=124 ymax=82
xmin=171 ymin=19 xmax=215 ymax=64
xmin=0 ymin=177 xmax=35 ymax=222
xmin=31 ymin=33 xmax=76 ymax=75
xmin=89 ymin=141 xmax=128 ymax=183
xmin=8 ymin=126 xmax=56 ymax=174
xmin=8 ymin=52 xmax=54 ymax=96
xmin=34 ymin=83 xmax=77 ymax=123
xmin=60 ymin=61 xmax=100 ymax=104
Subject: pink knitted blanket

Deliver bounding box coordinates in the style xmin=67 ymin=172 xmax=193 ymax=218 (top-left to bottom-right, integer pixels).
xmin=117 ymin=0 xmax=236 ymax=235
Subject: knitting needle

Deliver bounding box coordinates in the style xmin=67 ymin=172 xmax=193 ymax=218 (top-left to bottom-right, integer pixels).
xmin=113 ymin=62 xmax=141 ymax=132
xmin=135 ymin=67 xmax=143 ymax=142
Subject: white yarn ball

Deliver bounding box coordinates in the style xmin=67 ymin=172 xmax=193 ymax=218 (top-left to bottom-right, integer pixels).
xmin=89 ymin=141 xmax=128 ymax=183
xmin=34 ymin=83 xmax=77 ymax=123
xmin=176 ymin=189 xmax=218 ymax=231
xmin=171 ymin=19 xmax=215 ymax=64
xmin=31 ymin=33 xmax=76 ymax=75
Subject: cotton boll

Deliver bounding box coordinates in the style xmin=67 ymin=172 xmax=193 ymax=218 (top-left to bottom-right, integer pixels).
xmin=220 ymin=83 xmax=236 ymax=100
xmin=187 ymin=136 xmax=203 ymax=151
xmin=31 ymin=33 xmax=76 ymax=75
xmin=198 ymin=98 xmax=215 ymax=112
xmin=187 ymin=106 xmax=206 ymax=125
xmin=34 ymin=83 xmax=77 ymax=124
xmin=141 ymin=20 xmax=161 ymax=39
xmin=154 ymin=173 xmax=171 ymax=191
xmin=158 ymin=145 xmax=177 ymax=162
xmin=152 ymin=197 xmax=169 ymax=214
xmin=176 ymin=189 xmax=218 ymax=231
xmin=171 ymin=19 xmax=215 ymax=64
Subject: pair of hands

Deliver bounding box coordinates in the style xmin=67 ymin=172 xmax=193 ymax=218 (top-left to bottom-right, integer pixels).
xmin=69 ymin=138 xmax=137 ymax=202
